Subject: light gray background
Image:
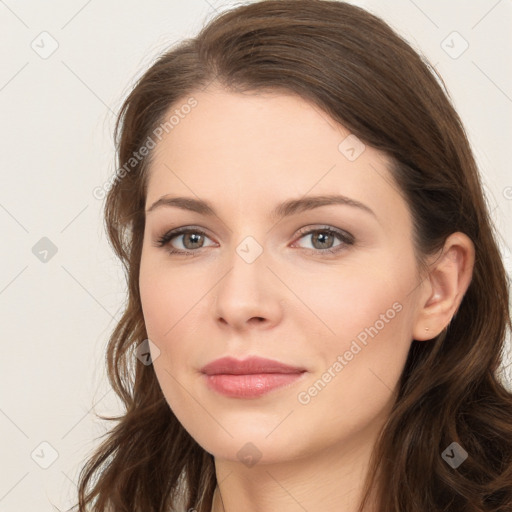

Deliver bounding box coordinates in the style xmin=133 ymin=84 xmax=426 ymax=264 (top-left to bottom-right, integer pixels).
xmin=1 ymin=0 xmax=511 ymax=510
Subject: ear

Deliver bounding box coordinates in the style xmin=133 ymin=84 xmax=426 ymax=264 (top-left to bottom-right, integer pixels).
xmin=413 ymin=232 xmax=475 ymax=341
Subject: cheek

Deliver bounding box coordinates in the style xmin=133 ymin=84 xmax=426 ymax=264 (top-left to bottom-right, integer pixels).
xmin=291 ymin=254 xmax=416 ymax=425
xmin=292 ymin=256 xmax=409 ymax=344
xmin=139 ymin=261 xmax=200 ymax=418
xmin=139 ymin=254 xmax=202 ymax=344
xmin=138 ymin=255 xmax=215 ymax=401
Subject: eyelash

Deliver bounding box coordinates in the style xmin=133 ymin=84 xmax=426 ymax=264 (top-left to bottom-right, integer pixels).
xmin=154 ymin=225 xmax=355 ymax=257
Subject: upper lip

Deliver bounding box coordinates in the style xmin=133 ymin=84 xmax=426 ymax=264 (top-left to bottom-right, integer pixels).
xmin=201 ymin=356 xmax=306 ymax=375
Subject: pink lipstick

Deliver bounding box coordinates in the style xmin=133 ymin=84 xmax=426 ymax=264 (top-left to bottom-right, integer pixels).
xmin=201 ymin=356 xmax=307 ymax=398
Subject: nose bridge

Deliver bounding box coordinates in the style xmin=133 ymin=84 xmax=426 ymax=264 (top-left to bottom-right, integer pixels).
xmin=224 ymin=232 xmax=268 ymax=295
xmin=221 ymin=201 xmax=269 ymax=271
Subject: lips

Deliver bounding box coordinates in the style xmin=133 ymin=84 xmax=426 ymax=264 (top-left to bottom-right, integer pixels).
xmin=201 ymin=356 xmax=306 ymax=375
xmin=200 ymin=356 xmax=307 ymax=398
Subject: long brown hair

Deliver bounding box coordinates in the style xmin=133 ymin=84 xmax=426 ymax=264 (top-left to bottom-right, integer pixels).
xmin=74 ymin=1 xmax=512 ymax=510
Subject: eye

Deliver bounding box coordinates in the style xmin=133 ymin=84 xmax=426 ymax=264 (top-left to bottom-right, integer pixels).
xmin=154 ymin=225 xmax=355 ymax=257
xmin=154 ymin=226 xmax=216 ymax=256
xmin=291 ymin=226 xmax=354 ymax=255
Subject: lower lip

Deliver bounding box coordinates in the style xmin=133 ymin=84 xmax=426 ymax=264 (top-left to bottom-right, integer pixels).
xmin=203 ymin=372 xmax=306 ymax=398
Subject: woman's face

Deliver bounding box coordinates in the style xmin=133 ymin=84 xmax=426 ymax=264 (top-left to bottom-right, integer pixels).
xmin=139 ymin=87 xmax=424 ymax=465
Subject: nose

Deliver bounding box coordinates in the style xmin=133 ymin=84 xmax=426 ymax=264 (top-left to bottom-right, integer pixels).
xmin=213 ymin=245 xmax=284 ymax=332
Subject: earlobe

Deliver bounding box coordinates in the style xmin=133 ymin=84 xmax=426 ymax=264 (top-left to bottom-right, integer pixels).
xmin=412 ymin=232 xmax=475 ymax=341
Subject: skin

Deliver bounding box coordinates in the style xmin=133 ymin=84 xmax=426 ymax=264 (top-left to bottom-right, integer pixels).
xmin=139 ymin=86 xmax=475 ymax=512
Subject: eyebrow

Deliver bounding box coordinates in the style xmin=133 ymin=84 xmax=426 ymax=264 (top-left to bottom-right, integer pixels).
xmin=146 ymin=194 xmax=376 ymax=221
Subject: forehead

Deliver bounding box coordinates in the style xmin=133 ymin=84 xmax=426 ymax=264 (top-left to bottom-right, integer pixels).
xmin=145 ymin=88 xmax=409 ymax=228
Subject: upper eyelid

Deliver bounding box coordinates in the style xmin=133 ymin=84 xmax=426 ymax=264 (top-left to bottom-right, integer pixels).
xmin=161 ymin=225 xmax=347 ymax=237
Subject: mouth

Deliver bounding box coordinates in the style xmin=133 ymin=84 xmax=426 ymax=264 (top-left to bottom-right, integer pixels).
xmin=200 ymin=356 xmax=307 ymax=399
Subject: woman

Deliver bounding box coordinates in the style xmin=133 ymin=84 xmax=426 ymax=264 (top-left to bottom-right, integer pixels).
xmin=75 ymin=1 xmax=512 ymax=510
